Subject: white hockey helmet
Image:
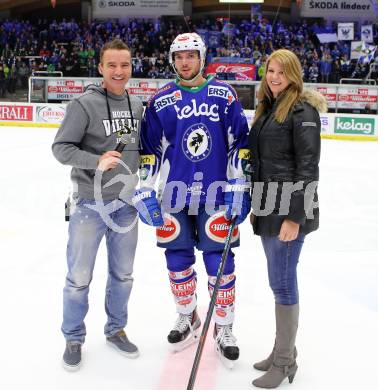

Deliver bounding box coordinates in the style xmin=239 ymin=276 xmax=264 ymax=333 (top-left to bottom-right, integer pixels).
xmin=169 ymin=33 xmax=206 ymax=81
xmin=169 ymin=33 xmax=207 ymax=65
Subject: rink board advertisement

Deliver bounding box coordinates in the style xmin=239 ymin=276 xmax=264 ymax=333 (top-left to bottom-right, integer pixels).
xmin=0 ymin=103 xmax=66 ymax=126
xmin=35 ymin=77 xmax=378 ymax=109
xmin=45 ymin=78 xmax=161 ymax=103
xmin=0 ymin=103 xmax=377 ymax=140
xmin=92 ymin=0 xmax=183 ymax=17
xmin=47 ymin=80 xmax=84 ymax=100
xmin=35 ymin=105 xmax=66 ymax=124
xmin=0 ymin=105 xmax=33 ymax=121
xmin=309 ymin=86 xmax=378 ymax=110
xmin=127 ymin=80 xmax=159 ymax=102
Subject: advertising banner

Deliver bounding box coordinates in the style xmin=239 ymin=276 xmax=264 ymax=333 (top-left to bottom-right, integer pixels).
xmin=35 ymin=105 xmax=66 ymax=124
xmin=47 ymin=80 xmax=84 ymax=100
xmin=92 ymin=0 xmax=183 ymax=18
xmin=337 ymin=87 xmax=378 ymax=110
xmin=312 ymin=86 xmax=338 ymax=109
xmin=1 ymin=103 xmax=376 ymax=140
xmin=320 ymin=115 xmax=333 ymax=134
xmin=334 ymin=116 xmax=375 ymax=135
xmin=206 ymin=63 xmax=256 ymax=81
xmin=0 ymin=105 xmax=33 ymax=121
xmin=300 ymin=1 xmax=373 ymax=19
xmin=127 ymin=80 xmax=159 ymax=102
xmin=310 ymin=86 xmax=378 ymax=110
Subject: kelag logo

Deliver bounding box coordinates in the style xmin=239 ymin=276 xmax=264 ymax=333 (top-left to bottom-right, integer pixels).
xmin=334 ymin=117 xmax=375 ymax=135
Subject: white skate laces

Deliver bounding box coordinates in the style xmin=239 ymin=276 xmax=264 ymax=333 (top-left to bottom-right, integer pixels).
xmin=173 ymin=313 xmax=193 ymax=333
xmin=215 ymin=324 xmax=237 ymax=347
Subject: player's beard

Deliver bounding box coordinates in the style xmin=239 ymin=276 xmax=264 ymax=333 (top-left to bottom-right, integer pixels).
xmin=179 ymin=68 xmax=199 ymax=81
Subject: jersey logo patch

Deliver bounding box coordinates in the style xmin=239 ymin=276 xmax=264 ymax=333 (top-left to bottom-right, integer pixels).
xmin=140 ymin=154 xmax=156 ymax=166
xmin=205 ymin=212 xmax=239 ymax=243
xmin=154 ymin=90 xmax=182 ymax=112
xmin=174 ymin=99 xmax=220 ymax=122
xmin=208 ymin=85 xmax=235 ymax=105
xmin=156 ymin=214 xmax=180 ymax=243
xmin=182 ymin=123 xmax=212 ymax=162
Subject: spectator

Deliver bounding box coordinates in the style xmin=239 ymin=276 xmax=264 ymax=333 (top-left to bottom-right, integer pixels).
xmin=0 ymin=17 xmax=375 ymax=82
xmin=0 ymin=63 xmax=6 ymax=97
xmin=87 ymin=56 xmax=97 ymax=77
xmin=7 ymin=63 xmax=17 ymax=94
xmin=319 ymin=53 xmax=332 ymax=83
xmin=17 ymin=62 xmax=29 ymax=88
xmin=308 ymin=63 xmax=319 ymax=83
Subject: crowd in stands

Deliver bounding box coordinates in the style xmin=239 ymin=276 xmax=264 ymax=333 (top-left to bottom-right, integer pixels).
xmin=0 ymin=16 xmax=377 ymax=97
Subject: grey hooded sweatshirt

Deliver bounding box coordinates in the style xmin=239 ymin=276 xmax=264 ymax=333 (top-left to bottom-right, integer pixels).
xmin=52 ymin=85 xmax=143 ymax=200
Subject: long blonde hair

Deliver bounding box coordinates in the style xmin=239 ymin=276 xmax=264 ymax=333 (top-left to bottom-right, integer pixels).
xmin=254 ymin=49 xmax=303 ymax=124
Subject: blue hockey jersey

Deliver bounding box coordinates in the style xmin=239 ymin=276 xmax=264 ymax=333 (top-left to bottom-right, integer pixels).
xmin=140 ymin=76 xmax=250 ymax=208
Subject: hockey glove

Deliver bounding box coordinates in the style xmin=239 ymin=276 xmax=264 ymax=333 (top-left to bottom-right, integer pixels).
xmin=224 ymin=178 xmax=251 ymax=225
xmin=132 ymin=188 xmax=164 ymax=227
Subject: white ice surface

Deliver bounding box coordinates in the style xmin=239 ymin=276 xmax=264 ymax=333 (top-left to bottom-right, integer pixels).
xmin=0 ymin=126 xmax=377 ymax=390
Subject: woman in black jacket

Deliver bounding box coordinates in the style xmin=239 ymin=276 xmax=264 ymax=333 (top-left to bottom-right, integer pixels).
xmin=249 ymin=49 xmax=327 ymax=388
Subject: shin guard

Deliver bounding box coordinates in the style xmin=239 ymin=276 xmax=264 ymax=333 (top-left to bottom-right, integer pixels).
xmin=208 ymin=274 xmax=235 ymax=325
xmin=169 ymin=267 xmax=197 ymax=315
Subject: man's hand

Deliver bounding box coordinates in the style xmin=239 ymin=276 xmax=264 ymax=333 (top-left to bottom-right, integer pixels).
xmin=98 ymin=151 xmax=122 ymax=171
xmin=278 ymin=219 xmax=300 ymax=242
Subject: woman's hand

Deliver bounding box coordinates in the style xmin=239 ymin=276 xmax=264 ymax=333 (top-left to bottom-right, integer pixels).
xmin=249 ymin=212 xmax=255 ymax=224
xmin=278 ymin=219 xmax=299 ymax=241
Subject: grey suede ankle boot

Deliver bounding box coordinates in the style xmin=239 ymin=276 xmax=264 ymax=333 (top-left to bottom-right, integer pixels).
xmin=252 ymin=304 xmax=299 ymax=388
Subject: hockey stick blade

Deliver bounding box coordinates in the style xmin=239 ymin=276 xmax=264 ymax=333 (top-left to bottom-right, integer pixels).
xmin=186 ymin=218 xmax=237 ymax=390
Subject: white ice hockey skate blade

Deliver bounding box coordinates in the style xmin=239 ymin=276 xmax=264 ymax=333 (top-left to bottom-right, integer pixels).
xmin=170 ymin=328 xmax=200 ymax=353
xmin=215 ymin=343 xmax=235 ymax=369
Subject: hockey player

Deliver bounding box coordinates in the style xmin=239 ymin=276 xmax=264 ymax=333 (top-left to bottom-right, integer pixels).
xmin=132 ymin=33 xmax=251 ymax=365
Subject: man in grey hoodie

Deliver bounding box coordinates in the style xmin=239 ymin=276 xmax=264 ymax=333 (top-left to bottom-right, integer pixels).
xmin=52 ymin=39 xmax=143 ymax=371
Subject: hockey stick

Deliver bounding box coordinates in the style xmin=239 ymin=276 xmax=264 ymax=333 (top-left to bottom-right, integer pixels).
xmin=186 ymin=218 xmax=237 ymax=390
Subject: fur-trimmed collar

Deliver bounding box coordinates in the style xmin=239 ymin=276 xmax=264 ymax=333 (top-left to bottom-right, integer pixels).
xmin=300 ymin=89 xmax=328 ymax=113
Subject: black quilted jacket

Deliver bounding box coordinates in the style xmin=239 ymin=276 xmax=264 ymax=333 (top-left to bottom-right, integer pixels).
xmin=249 ymin=90 xmax=327 ymax=236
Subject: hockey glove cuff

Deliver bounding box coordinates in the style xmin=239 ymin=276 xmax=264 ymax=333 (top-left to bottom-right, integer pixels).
xmin=224 ymin=178 xmax=251 ymax=225
xmin=132 ymin=188 xmax=164 ymax=227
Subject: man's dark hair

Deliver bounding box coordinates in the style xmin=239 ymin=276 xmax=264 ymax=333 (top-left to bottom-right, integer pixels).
xmin=100 ymin=39 xmax=131 ymax=63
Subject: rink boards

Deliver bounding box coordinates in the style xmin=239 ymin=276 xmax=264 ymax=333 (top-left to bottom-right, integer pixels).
xmin=0 ymin=101 xmax=377 ymax=141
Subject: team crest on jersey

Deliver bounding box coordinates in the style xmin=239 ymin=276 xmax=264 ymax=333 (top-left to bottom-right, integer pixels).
xmin=154 ymin=90 xmax=182 ymax=112
xmin=205 ymin=212 xmax=239 ymax=243
xmin=182 ymin=123 xmax=212 ymax=162
xmin=156 ymin=214 xmax=180 ymax=243
xmin=208 ymin=85 xmax=235 ymax=105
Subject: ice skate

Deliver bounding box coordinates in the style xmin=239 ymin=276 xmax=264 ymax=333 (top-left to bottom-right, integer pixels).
xmin=167 ymin=309 xmax=201 ymax=352
xmin=214 ymin=323 xmax=239 ymax=369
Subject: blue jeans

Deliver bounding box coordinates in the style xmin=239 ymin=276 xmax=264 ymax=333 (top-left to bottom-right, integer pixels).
xmin=62 ymin=198 xmax=138 ymax=343
xmin=261 ymin=234 xmax=305 ymax=305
